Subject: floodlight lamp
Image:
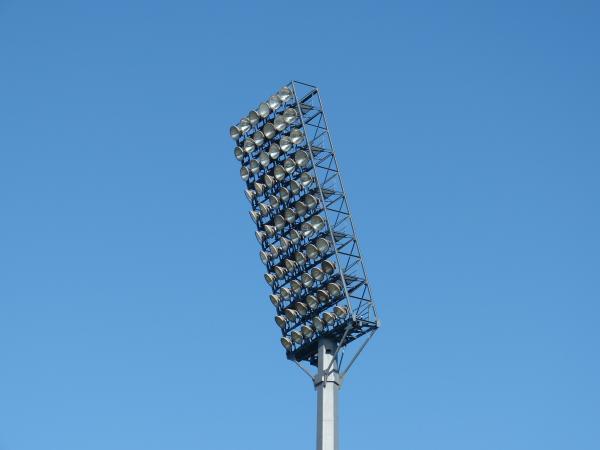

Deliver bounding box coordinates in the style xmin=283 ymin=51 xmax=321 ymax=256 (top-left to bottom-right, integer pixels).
xmin=259 ymin=151 xmax=270 ymax=167
xmin=239 ymin=118 xmax=251 ymax=133
xmin=290 ymin=128 xmax=304 ymax=145
xmin=253 ymin=131 xmax=265 ymax=146
xmin=234 ymin=146 xmax=244 ymax=161
xmin=294 ymin=150 xmax=310 ymax=168
xmin=270 ymin=294 xmax=281 ymax=306
xmin=322 ymin=311 xmax=336 ymax=324
xmin=258 ymin=102 xmax=270 ymax=118
xmin=326 ymin=281 xmax=343 ymax=298
xmin=301 ymin=324 xmax=314 ymax=338
xmin=280 ymin=136 xmax=292 ymax=152
xmin=301 ymin=272 xmax=314 ymax=288
xmin=277 ymin=86 xmax=292 ymax=102
xmin=263 ymin=122 xmax=276 ymax=140
xmin=283 ymin=107 xmax=298 ymax=124
xmin=268 ymin=143 xmax=281 ymax=159
xmin=291 ymin=330 xmax=303 ymax=344
xmin=284 ymin=308 xmax=298 ymax=322
xmin=333 ymin=305 xmax=348 ymax=317
xmin=229 ymin=125 xmax=241 ymax=140
xmin=248 ymin=110 xmax=260 ymax=126
xmin=291 ymin=279 xmax=303 ymax=294
xmin=268 ymin=94 xmax=281 ymax=111
xmin=240 ymin=166 xmax=250 ymax=181
xmin=312 ymin=316 xmax=325 ymax=331
xmin=274 ymin=115 xmax=287 ymax=132
xmin=280 ymin=336 xmax=293 ymax=350
xmin=311 ymin=267 xmax=324 ymax=282
xmin=296 ymin=302 xmax=309 ymax=316
xmin=280 ymin=287 xmax=292 ymax=299
xmin=321 ymin=260 xmax=336 ymax=274
xmin=275 ymin=315 xmax=287 ymax=329
xmin=306 ymin=294 xmax=319 ymax=310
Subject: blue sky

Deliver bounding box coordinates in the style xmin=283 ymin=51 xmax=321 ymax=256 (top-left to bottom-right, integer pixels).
xmin=1 ymin=1 xmax=599 ymax=449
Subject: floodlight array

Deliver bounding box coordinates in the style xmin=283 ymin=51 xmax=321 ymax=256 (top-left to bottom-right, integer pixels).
xmin=230 ymin=82 xmax=378 ymax=363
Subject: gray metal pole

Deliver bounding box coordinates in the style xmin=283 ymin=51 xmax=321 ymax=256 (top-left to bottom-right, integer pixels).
xmin=315 ymin=338 xmax=339 ymax=450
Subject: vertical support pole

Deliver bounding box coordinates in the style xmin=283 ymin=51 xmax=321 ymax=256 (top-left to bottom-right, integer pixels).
xmin=315 ymin=338 xmax=340 ymax=450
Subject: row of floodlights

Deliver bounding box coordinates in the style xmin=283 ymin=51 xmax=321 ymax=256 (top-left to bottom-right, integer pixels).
xmin=280 ymin=304 xmax=349 ymax=350
xmin=229 ymin=86 xmax=295 ymax=141
xmin=263 ymin=234 xmax=331 ymax=284
xmin=235 ymin=127 xmax=304 ymax=164
xmin=240 ymin=140 xmax=308 ymax=183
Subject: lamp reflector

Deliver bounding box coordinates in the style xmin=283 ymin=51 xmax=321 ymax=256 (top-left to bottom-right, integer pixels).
xmin=301 ymin=272 xmax=314 ymax=288
xmin=279 ymin=187 xmax=290 ymax=203
xmin=279 ymin=236 xmax=291 ymax=252
xmin=280 ymin=136 xmax=292 ymax=152
xmin=283 ymin=107 xmax=298 ymax=124
xmin=291 ymin=279 xmax=303 ymax=294
xmin=274 ymin=265 xmax=287 ymax=279
xmin=268 ymin=94 xmax=281 ymax=111
xmin=277 ymin=86 xmax=292 ymax=102
xmin=306 ymin=294 xmax=319 ymax=310
xmin=253 ymin=131 xmax=265 ymax=147
xmin=310 ymin=215 xmax=326 ymax=232
xmin=260 ymin=250 xmax=271 ymax=265
xmin=333 ymin=305 xmax=349 ymax=317
xmin=322 ymin=260 xmax=336 ymax=274
xmin=244 ymin=189 xmax=256 ymax=202
xmin=323 ymin=311 xmax=336 ymax=324
xmin=304 ymin=194 xmax=318 ymax=210
xmin=274 ymin=165 xmax=286 ymax=181
xmin=312 ymin=316 xmax=325 ymax=331
xmin=283 ymin=208 xmax=297 ymax=223
xmin=263 ymin=122 xmax=277 ymax=140
xmin=243 ymin=138 xmax=255 ymax=153
xmin=270 ymin=294 xmax=281 ymax=306
xmin=301 ymin=324 xmax=314 ymax=338
xmin=264 ymin=272 xmax=276 ymax=285
xmin=249 ymin=159 xmax=260 ymax=174
xmin=249 ymin=210 xmax=261 ymax=223
xmin=294 ymin=201 xmax=307 ymax=217
xmin=264 ymin=174 xmax=275 ymax=188
xmin=258 ymin=202 xmax=270 ymax=217
xmin=291 ymin=330 xmax=303 ymax=344
xmin=240 ymin=166 xmax=250 ymax=181
xmin=326 ymin=281 xmax=343 ymax=298
xmin=284 ymin=308 xmax=299 ymax=321
xmin=275 ymin=315 xmax=287 ymax=328
xmin=284 ymin=258 xmax=296 ymax=272
xmin=290 ymin=129 xmax=304 ymax=145
xmin=289 ymin=180 xmax=302 ymax=195
xmin=306 ymin=244 xmax=319 ymax=260
xmin=274 ymin=215 xmax=286 ymax=230
xmin=239 ymin=118 xmax=251 ymax=133
xmin=311 ymin=267 xmax=324 ymax=282
xmin=268 ymin=194 xmax=280 ymax=208
xmin=316 ymin=289 xmax=329 ymax=303
xmin=294 ymin=251 xmax=307 ymax=266
xmin=254 ymin=182 xmax=266 ymax=195
xmin=248 ymin=110 xmax=260 ymax=126
xmin=283 ymin=158 xmax=296 ymax=174
xmin=259 ymin=151 xmax=270 ymax=167
xmin=268 ymin=143 xmax=281 ymax=160
xmin=230 ymin=125 xmax=241 ymax=140
xmin=296 ymin=302 xmax=309 ymax=316
xmin=289 ymin=229 xmax=301 ymax=244
xmin=234 ymin=146 xmax=244 ymax=161
xmin=295 ymin=150 xmax=310 ymax=168
xmin=281 ymin=336 xmax=293 ymax=350
xmin=258 ymin=102 xmax=270 ymax=118
xmin=299 ymin=172 xmax=313 ymax=188
xmin=274 ymin=115 xmax=287 ymax=132
xmin=315 ymin=237 xmax=330 ymax=255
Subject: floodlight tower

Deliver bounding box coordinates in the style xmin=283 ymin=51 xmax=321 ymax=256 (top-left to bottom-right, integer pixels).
xmin=229 ymin=81 xmax=379 ymax=450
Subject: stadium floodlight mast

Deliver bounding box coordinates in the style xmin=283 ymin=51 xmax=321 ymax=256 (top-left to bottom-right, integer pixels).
xmin=229 ymin=81 xmax=380 ymax=450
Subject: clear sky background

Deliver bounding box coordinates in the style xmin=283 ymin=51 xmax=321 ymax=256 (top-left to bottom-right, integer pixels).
xmin=1 ymin=1 xmax=599 ymax=449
